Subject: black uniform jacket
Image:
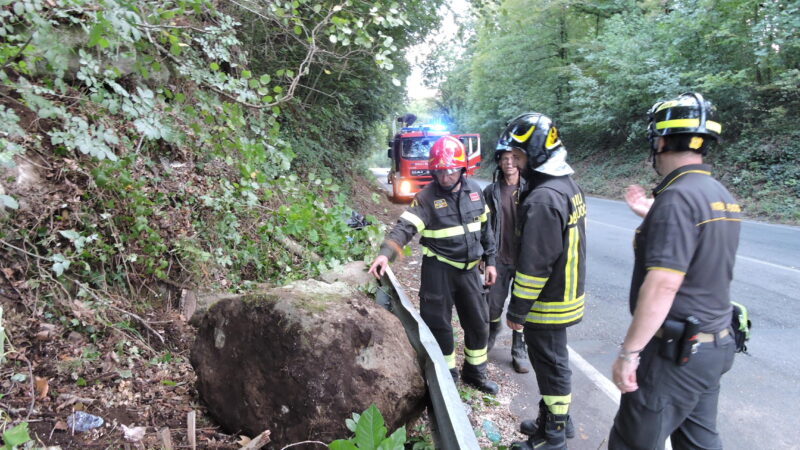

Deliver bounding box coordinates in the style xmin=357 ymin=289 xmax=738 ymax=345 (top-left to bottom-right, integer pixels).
xmin=507 ymin=173 xmax=587 ymax=329
xmin=379 ymin=177 xmax=497 ymax=269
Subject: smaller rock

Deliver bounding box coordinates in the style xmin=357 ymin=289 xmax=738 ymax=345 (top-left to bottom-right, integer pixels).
xmin=66 ymin=411 xmax=103 ymax=432
xmin=319 ymin=261 xmax=375 ymax=289
xmin=66 ymin=331 xmax=83 ymax=345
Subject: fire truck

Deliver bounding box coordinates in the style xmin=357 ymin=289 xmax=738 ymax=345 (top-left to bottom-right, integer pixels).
xmin=386 ymin=117 xmax=480 ymax=201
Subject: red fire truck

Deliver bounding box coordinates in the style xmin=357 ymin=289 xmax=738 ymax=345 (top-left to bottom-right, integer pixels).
xmin=386 ymin=123 xmax=480 ymax=201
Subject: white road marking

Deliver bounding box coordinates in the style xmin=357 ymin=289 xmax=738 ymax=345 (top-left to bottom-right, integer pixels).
xmin=590 ymin=220 xmax=799 ymax=274
xmin=568 ymin=345 xmax=620 ymax=405
xmin=588 ymin=219 xmax=634 ymax=232
xmin=568 ymin=345 xmax=673 ymax=449
xmin=736 ymin=255 xmax=800 ymax=274
xmin=588 ymin=197 xmax=800 ymax=230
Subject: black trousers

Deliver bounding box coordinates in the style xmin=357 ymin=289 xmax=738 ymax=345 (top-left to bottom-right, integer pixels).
xmin=486 ymin=262 xmax=515 ymax=321
xmin=609 ymin=333 xmax=736 ymax=450
xmin=525 ymin=327 xmax=572 ymax=408
xmin=419 ymin=256 xmax=489 ymax=369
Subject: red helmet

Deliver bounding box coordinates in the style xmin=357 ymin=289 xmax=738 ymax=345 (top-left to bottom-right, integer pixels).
xmin=428 ymin=136 xmax=467 ymax=173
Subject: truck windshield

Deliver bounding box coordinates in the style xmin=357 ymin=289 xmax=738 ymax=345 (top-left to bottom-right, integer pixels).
xmin=401 ymin=138 xmax=435 ymax=160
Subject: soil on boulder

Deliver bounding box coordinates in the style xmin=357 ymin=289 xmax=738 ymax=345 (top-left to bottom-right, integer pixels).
xmin=190 ymin=278 xmax=426 ymax=447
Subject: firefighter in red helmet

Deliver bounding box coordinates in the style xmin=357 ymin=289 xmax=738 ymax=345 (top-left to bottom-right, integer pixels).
xmin=369 ymin=135 xmax=500 ymax=393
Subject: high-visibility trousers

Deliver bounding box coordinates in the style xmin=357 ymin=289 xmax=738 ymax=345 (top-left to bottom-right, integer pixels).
xmin=419 ymin=256 xmax=489 ymax=370
xmin=525 ymin=327 xmax=572 ymax=413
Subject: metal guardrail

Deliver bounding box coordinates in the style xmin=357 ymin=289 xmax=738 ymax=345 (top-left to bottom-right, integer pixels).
xmin=376 ymin=267 xmax=480 ymax=450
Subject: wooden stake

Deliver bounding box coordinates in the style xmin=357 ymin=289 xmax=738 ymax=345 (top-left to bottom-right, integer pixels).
xmin=187 ymin=411 xmax=196 ymax=450
xmin=159 ymin=427 xmax=173 ymax=450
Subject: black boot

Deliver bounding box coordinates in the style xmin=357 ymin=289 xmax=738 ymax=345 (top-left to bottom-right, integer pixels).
xmin=487 ymin=321 xmax=501 ymax=352
xmin=512 ymin=413 xmax=568 ymax=450
xmin=511 ymin=330 xmax=530 ymax=373
xmin=520 ymin=400 xmax=575 ymax=439
xmin=461 ymin=362 xmax=499 ymax=395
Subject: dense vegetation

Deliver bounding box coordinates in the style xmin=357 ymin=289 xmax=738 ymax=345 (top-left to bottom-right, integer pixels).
xmin=431 ymin=0 xmax=799 ymax=221
xmin=0 ymin=0 xmax=447 ymax=315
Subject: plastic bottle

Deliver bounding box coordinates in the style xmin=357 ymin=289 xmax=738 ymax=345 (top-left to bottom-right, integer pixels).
xmin=482 ymin=419 xmax=501 ymax=443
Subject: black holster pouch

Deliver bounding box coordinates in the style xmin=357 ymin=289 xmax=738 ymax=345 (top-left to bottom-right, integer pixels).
xmin=658 ymin=316 xmax=701 ymax=366
xmin=658 ymin=319 xmax=684 ymax=363
xmin=677 ymin=316 xmax=700 ymax=366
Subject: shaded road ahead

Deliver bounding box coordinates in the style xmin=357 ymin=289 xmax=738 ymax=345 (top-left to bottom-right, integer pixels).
xmin=370 ymin=168 xmax=800 ymax=449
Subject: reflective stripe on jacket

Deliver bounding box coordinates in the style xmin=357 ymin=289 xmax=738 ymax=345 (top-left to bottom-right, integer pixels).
xmin=507 ymin=173 xmax=587 ymax=329
xmin=379 ymin=178 xmax=496 ymax=268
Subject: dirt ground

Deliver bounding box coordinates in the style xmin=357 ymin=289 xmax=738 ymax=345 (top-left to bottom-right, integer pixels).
xmin=0 ymin=170 xmax=525 ymax=449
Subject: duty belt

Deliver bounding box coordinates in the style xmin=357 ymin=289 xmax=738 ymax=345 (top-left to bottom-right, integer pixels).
xmin=654 ymin=327 xmax=730 ymax=343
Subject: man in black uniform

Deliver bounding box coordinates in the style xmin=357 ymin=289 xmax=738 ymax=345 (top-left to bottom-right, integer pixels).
xmin=368 ymin=135 xmax=500 ymax=394
xmin=609 ymin=92 xmax=741 ymax=449
xmin=502 ymin=113 xmax=587 ymax=450
xmin=483 ymin=146 xmax=531 ymax=373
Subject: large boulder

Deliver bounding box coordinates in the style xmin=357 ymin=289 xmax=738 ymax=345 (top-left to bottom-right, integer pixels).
xmin=190 ymin=279 xmax=426 ymax=447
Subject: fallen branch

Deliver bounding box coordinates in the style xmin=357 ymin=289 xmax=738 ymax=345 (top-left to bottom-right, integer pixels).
xmin=241 ymin=430 xmax=271 ymax=449
xmin=76 ymin=282 xmax=165 ymax=344
xmin=56 ymin=393 xmax=96 ymax=411
xmin=20 ymin=354 xmax=35 ymax=421
xmin=276 ymin=235 xmax=322 ymax=263
xmin=280 ymin=441 xmax=328 ymax=449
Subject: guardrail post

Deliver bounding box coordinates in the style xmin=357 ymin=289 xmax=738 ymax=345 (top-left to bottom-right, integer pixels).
xmin=378 ymin=267 xmax=480 ymax=450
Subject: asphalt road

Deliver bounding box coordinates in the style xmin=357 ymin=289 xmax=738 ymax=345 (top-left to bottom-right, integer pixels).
xmin=369 ymin=168 xmax=800 ymax=449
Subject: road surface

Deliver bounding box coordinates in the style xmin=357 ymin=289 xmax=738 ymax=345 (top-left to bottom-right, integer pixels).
xmin=370 ymin=167 xmax=800 ymax=449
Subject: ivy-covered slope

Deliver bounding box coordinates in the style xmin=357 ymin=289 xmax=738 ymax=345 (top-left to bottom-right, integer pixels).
xmin=0 ymin=0 xmax=446 ymax=297
xmin=0 ymin=0 xmax=447 ymax=444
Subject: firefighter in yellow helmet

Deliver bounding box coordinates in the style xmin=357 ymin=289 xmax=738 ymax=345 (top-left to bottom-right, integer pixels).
xmin=501 ymin=114 xmax=587 ymax=450
xmin=368 ymin=135 xmax=500 ymax=393
xmin=609 ymin=93 xmax=740 ymax=449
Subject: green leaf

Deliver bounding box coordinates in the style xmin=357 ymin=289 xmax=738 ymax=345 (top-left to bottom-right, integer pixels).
xmin=10 ymin=373 xmax=26 ymax=383
xmin=241 ymin=70 xmax=252 ymax=79
xmin=59 ymin=230 xmax=81 ymax=241
xmin=377 ymin=427 xmax=406 ymax=450
xmin=0 ymin=194 xmax=18 ymax=210
xmin=2 ymin=422 xmax=31 ymax=448
xmin=260 ymin=74 xmax=271 ymax=84
xmin=354 ymin=405 xmax=386 ymax=450
xmin=51 ymin=254 xmax=70 ymax=277
xmin=210 ymin=62 xmax=220 ymax=71
xmin=328 ymin=440 xmax=358 ymax=450
xmin=161 ymin=380 xmax=177 ymax=386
